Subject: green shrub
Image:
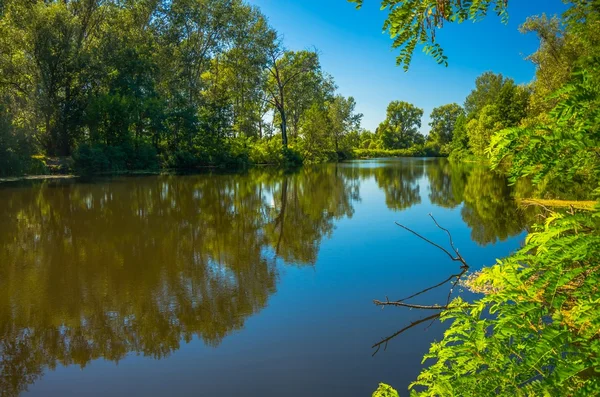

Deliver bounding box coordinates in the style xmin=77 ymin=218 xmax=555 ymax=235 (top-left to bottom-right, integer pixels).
xmin=0 ymin=107 xmax=34 ymax=176
xmin=74 ymin=143 xmax=108 ymax=174
xmin=249 ymin=136 xmax=285 ymax=165
xmin=166 ymin=149 xmax=199 ymax=169
xmin=282 ymin=146 xmax=304 ymax=167
xmin=74 ymin=142 xmax=159 ymax=174
xmin=351 ymin=147 xmax=426 ymax=159
xmin=373 ymin=384 xmax=399 ymax=397
xmin=27 ymin=156 xmax=48 ymax=175
xmin=221 ymin=137 xmax=251 ymax=168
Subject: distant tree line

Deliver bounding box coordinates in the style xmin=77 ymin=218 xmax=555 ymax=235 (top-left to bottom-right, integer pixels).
xmin=0 ymin=0 xmax=363 ymax=176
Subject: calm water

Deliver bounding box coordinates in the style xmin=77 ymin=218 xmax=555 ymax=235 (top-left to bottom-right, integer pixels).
xmin=0 ymin=158 xmax=529 ymax=396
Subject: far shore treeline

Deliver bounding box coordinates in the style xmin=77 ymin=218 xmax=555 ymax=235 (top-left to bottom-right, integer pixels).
xmin=1 ymin=0 xmax=536 ymax=177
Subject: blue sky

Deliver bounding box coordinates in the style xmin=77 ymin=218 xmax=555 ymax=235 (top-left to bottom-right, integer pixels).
xmin=248 ymin=0 xmax=567 ymax=134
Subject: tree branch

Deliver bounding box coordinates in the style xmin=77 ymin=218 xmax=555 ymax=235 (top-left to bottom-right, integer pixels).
xmin=372 ymin=313 xmax=441 ymax=356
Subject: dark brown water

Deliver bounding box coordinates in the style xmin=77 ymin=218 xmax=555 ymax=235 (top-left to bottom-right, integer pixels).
xmin=0 ymin=158 xmax=528 ymax=396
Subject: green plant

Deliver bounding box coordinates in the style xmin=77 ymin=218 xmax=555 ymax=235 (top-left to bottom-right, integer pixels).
xmin=410 ymin=208 xmax=600 ymax=396
xmin=373 ymin=383 xmax=400 ymax=397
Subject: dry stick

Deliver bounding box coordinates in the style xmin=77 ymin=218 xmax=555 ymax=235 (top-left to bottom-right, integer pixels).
xmin=372 ymin=313 xmax=442 ymax=357
xmin=373 ymin=299 xmax=447 ymax=310
xmin=372 ymin=217 xmax=471 ymax=355
xmin=394 ymin=272 xmax=464 ymax=303
xmin=394 ymin=221 xmax=469 ymax=269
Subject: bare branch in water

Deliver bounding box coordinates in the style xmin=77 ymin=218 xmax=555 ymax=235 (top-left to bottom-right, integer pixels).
xmin=372 ymin=313 xmax=441 ymax=356
xmin=374 ymin=298 xmax=447 ymax=310
xmin=372 ymin=216 xmax=471 ymax=355
xmin=394 ymin=218 xmax=469 ymax=269
xmin=395 ymin=272 xmax=464 ymax=303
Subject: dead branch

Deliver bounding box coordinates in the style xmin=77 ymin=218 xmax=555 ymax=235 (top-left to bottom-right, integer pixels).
xmin=395 ymin=272 xmax=464 ymax=303
xmin=374 ymin=297 xmax=447 ymax=310
xmin=372 ymin=313 xmax=441 ymax=356
xmin=372 ymin=216 xmax=470 ymax=355
xmin=394 ymin=218 xmax=469 ymax=269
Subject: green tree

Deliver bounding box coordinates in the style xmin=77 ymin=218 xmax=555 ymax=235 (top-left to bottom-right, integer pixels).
xmin=265 ymin=48 xmax=321 ymax=148
xmin=428 ymin=103 xmax=464 ymax=145
xmin=377 ymin=100 xmax=423 ymax=149
xmin=464 ymin=72 xmax=509 ymax=118
xmin=327 ymin=95 xmax=363 ymax=151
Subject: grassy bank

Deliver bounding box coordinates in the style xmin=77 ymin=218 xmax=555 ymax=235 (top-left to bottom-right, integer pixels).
xmin=350 ymin=147 xmax=445 ymax=159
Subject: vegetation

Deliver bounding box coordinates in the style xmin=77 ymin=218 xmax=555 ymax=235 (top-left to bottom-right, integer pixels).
xmin=360 ymin=0 xmax=600 ymax=396
xmin=0 ymin=159 xmax=525 ymax=395
xmin=0 ymin=0 xmax=366 ymax=176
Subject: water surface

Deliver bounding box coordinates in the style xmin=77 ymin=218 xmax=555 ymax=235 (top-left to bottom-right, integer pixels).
xmin=0 ymin=158 xmax=529 ymax=396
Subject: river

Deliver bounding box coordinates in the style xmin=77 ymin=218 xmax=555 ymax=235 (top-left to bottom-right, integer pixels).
xmin=0 ymin=158 xmax=528 ymax=396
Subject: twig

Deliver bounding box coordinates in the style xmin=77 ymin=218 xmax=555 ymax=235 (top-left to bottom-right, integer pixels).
xmin=374 ymin=298 xmax=447 ymax=310
xmin=395 ymin=272 xmax=463 ymax=303
xmin=394 ymin=220 xmax=469 ymax=269
xmin=372 ymin=313 xmax=441 ymax=356
xmin=372 ymin=216 xmax=471 ymax=355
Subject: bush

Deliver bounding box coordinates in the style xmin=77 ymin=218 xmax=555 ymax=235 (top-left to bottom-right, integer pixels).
xmin=0 ymin=108 xmax=35 ymax=176
xmin=134 ymin=143 xmax=159 ymax=170
xmin=165 ymin=149 xmax=199 ymax=169
xmin=73 ymin=143 xmax=110 ymax=174
xmin=74 ymin=141 xmax=159 ymax=174
xmin=282 ymin=146 xmax=304 ymax=167
xmin=249 ymin=137 xmax=285 ymax=165
xmin=221 ymin=137 xmax=251 ymax=168
xmin=350 ymin=147 xmax=425 ymax=159
xmin=27 ymin=155 xmax=48 ymax=175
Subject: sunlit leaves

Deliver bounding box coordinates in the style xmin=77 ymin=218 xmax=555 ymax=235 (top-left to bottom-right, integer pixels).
xmin=349 ymin=0 xmax=509 ymax=70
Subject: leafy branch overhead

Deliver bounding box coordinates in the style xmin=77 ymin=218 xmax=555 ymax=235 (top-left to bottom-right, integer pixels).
xmin=349 ymin=0 xmax=509 ymax=70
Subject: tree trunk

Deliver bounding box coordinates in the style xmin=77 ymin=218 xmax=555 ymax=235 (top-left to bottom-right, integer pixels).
xmin=280 ymin=109 xmax=288 ymax=148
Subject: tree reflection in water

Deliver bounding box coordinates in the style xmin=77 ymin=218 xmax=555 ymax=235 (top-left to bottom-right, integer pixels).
xmin=0 ymin=159 xmax=530 ymax=395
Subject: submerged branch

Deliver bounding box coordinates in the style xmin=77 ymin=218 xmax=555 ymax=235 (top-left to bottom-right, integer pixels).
xmin=394 ymin=215 xmax=469 ymax=269
xmin=374 ymin=298 xmax=447 ymax=310
xmin=395 ymin=272 xmax=464 ymax=303
xmin=372 ymin=313 xmax=441 ymax=356
xmin=372 ymin=216 xmax=470 ymax=355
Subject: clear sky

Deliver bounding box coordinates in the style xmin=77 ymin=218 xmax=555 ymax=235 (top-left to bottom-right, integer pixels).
xmin=247 ymin=0 xmax=567 ymax=134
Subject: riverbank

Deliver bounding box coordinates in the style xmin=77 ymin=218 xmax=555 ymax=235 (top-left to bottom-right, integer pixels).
xmin=1 ymin=149 xmax=449 ymax=183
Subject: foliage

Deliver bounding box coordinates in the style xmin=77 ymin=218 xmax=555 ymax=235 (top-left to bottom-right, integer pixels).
xmin=367 ymin=1 xmax=600 ymax=396
xmin=409 ymin=1 xmax=600 ymax=394
xmin=327 ymin=95 xmax=363 ymax=151
xmin=411 ymin=208 xmax=600 ymax=396
xmin=444 ymin=72 xmax=529 ymax=159
xmin=488 ymin=63 xmax=600 ymax=198
xmin=428 ymin=103 xmax=464 ymax=145
xmin=0 ymin=0 xmax=365 ymax=176
xmin=349 ymin=0 xmax=509 ymax=70
xmin=373 ymin=383 xmax=400 ymax=397
xmin=0 ymin=103 xmax=33 ymax=176
xmin=351 ymin=147 xmax=430 ymax=159
xmin=377 ymin=101 xmax=424 ymax=149
xmin=74 ymin=141 xmax=158 ymax=175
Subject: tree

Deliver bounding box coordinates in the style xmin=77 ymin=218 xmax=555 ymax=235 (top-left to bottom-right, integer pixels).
xmin=327 ymin=95 xmax=363 ymax=151
xmin=450 ymin=113 xmax=468 ymax=155
xmin=464 ymin=72 xmax=509 ymax=118
xmin=265 ymin=47 xmax=320 ymax=148
xmin=519 ymin=14 xmax=580 ymax=120
xmin=377 ymin=100 xmax=423 ymax=149
xmin=428 ymin=103 xmax=464 ymax=145
xmin=466 ymin=104 xmax=503 ymax=156
xmin=298 ymin=103 xmax=331 ymax=162
xmin=284 ymin=70 xmax=336 ymax=142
